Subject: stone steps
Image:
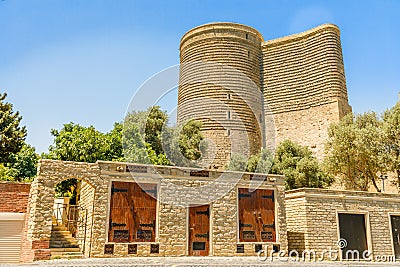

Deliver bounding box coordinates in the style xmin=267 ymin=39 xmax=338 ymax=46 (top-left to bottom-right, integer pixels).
xmin=50 ymin=224 xmax=84 ymax=259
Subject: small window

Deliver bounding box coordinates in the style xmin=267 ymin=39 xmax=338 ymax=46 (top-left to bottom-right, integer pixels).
xmin=248 ymin=51 xmax=250 ymax=58
xmin=245 ymin=33 xmax=249 ymax=39
xmin=227 ymin=129 xmax=231 ymax=136
xmin=227 ymin=111 xmax=231 ymax=119
xmin=227 ymin=94 xmax=231 ymax=100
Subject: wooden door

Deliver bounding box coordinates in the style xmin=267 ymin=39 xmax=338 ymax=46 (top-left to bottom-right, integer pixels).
xmin=188 ymin=205 xmax=210 ymax=256
xmin=391 ymin=215 xmax=400 ymax=259
xmin=238 ymin=188 xmax=276 ymax=242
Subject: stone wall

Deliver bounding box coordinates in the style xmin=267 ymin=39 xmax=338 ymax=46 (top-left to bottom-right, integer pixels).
xmin=285 ymin=188 xmax=400 ymax=260
xmin=25 ymin=160 xmax=108 ymax=261
xmin=77 ymin=180 xmax=95 ymax=257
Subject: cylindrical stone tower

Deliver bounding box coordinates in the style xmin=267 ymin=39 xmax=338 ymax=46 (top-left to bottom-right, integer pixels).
xmin=178 ymin=22 xmax=264 ymax=169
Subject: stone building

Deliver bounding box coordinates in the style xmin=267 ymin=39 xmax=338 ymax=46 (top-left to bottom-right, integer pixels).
xmin=285 ymin=188 xmax=400 ymax=261
xmin=177 ymin=22 xmax=352 ymax=168
xmin=22 ymin=159 xmax=287 ymax=261
xmin=15 ymin=160 xmax=399 ymax=263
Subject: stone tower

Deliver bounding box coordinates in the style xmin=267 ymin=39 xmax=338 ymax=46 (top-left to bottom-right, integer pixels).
xmin=178 ymin=23 xmax=264 ymax=169
xmin=177 ymin=22 xmax=351 ymax=169
xmin=262 ymin=24 xmax=352 ymax=158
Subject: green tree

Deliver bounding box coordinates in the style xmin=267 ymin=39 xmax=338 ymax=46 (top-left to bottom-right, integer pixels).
xmin=247 ymin=149 xmax=274 ymax=173
xmin=0 ymin=93 xmax=27 ymax=163
xmin=0 ymin=143 xmax=38 ymax=181
xmin=383 ymin=102 xmax=400 ymax=190
xmin=226 ymin=153 xmax=247 ymax=171
xmin=122 ymin=108 xmax=203 ymax=167
xmin=272 ymin=140 xmax=333 ymax=190
xmin=48 ymin=122 xmax=120 ymax=163
xmin=324 ymin=112 xmax=385 ymax=191
xmin=226 ymin=148 xmax=273 ymax=173
xmin=122 ymin=107 xmax=171 ymax=165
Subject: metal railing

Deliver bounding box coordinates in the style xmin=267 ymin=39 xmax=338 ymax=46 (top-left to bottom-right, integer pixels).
xmin=53 ymin=203 xmax=88 ymax=254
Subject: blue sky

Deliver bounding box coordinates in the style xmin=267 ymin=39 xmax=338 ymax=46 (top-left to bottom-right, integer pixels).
xmin=0 ymin=0 xmax=399 ymax=153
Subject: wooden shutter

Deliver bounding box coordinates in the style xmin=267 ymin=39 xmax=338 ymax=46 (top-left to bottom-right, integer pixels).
xmin=108 ymin=181 xmax=157 ymax=243
xmin=238 ymin=188 xmax=276 ymax=242
xmin=109 ymin=182 xmax=132 ymax=242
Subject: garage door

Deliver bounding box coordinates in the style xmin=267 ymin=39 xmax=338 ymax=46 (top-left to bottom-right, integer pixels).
xmin=0 ymin=213 xmax=25 ymax=263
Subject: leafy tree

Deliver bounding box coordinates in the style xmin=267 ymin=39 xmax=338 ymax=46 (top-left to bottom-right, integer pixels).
xmin=324 ymin=112 xmax=385 ymax=191
xmin=272 ymin=140 xmax=333 ymax=190
xmin=247 ymin=149 xmax=274 ymax=173
xmin=47 ymin=122 xmax=120 ymax=163
xmin=0 ymin=143 xmax=38 ymax=181
xmin=122 ymin=107 xmax=171 ymax=165
xmin=122 ymin=108 xmax=203 ymax=167
xmin=226 ymin=148 xmax=273 ymax=173
xmin=383 ymin=102 xmax=400 ymax=190
xmin=226 ymin=153 xmax=247 ymax=171
xmin=0 ymin=93 xmax=27 ymax=163
xmin=177 ymin=120 xmax=203 ymax=161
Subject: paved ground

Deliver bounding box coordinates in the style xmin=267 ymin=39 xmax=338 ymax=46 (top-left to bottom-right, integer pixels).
xmin=4 ymin=257 xmax=399 ymax=267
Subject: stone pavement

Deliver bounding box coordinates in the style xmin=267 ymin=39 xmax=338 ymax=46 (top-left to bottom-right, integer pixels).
xmin=6 ymin=257 xmax=399 ymax=267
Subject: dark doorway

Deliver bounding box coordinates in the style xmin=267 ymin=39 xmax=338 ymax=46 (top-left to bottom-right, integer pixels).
xmin=390 ymin=215 xmax=400 ymax=259
xmin=188 ymin=205 xmax=210 ymax=256
xmin=338 ymin=213 xmax=368 ymax=260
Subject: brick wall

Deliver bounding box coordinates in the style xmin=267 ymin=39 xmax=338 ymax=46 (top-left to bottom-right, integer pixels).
xmin=0 ymin=182 xmax=32 ymax=262
xmin=0 ymin=182 xmax=30 ymax=213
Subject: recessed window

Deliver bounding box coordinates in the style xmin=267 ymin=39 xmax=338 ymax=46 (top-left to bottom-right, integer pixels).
xmin=227 ymin=129 xmax=231 ymax=136
xmin=245 ymin=33 xmax=249 ymax=39
xmin=227 ymin=94 xmax=231 ymax=100
xmin=227 ymin=111 xmax=231 ymax=119
xmin=248 ymin=51 xmax=250 ymax=58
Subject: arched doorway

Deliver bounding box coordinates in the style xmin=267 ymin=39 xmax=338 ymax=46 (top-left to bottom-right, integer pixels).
xmin=25 ymin=160 xmax=108 ymax=261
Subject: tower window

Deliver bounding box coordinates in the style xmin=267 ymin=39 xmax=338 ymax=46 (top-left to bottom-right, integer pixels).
xmin=227 ymin=129 xmax=231 ymax=136
xmin=245 ymin=33 xmax=249 ymax=39
xmin=227 ymin=94 xmax=231 ymax=100
xmin=227 ymin=111 xmax=231 ymax=119
xmin=248 ymin=51 xmax=250 ymax=58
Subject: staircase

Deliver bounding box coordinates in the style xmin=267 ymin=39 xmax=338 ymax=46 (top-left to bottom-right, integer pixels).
xmin=49 ymin=224 xmax=84 ymax=260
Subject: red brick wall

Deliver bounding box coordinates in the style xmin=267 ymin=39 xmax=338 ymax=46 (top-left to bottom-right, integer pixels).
xmin=0 ymin=182 xmax=33 ymax=262
xmin=0 ymin=182 xmax=31 ymax=213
